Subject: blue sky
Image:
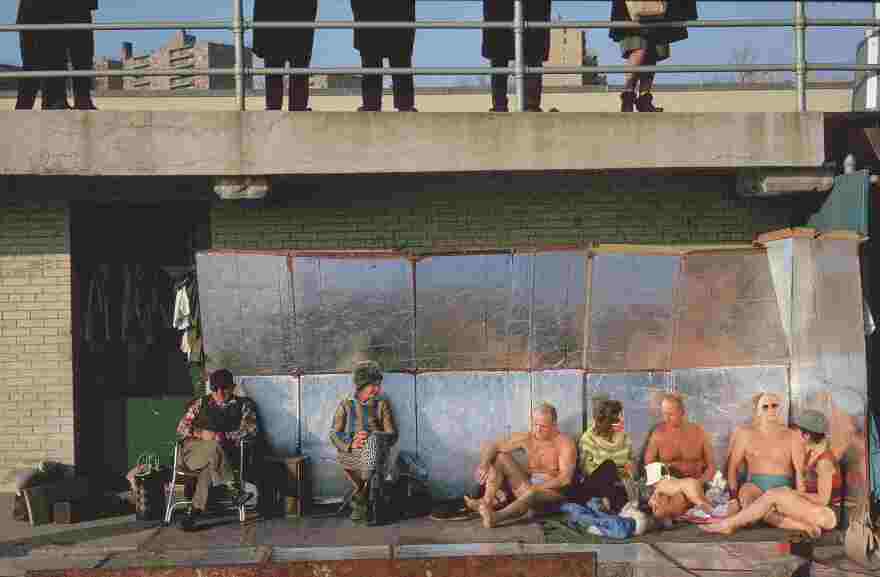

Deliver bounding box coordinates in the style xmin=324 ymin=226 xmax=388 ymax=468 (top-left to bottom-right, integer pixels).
xmin=0 ymin=1 xmax=873 ymax=85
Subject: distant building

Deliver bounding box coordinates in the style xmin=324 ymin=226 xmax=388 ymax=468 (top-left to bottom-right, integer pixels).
xmin=545 ymin=28 xmax=606 ymax=87
xmin=120 ymin=30 xmax=256 ymax=91
xmin=95 ymin=57 xmax=124 ymax=91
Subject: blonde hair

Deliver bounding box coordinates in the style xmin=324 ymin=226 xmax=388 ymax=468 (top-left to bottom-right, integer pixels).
xmin=660 ymin=393 xmax=685 ymax=413
xmin=533 ymin=402 xmax=558 ymax=424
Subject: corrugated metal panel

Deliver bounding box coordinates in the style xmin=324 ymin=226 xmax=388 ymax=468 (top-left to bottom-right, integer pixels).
xmin=416 ymin=372 xmax=530 ymax=498
xmin=238 ymin=376 xmax=300 ymax=457
xmin=530 ymin=370 xmax=584 ymax=441
xmin=808 ymin=171 xmax=871 ymax=236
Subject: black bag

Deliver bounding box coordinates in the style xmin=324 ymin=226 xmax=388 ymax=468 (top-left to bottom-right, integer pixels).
xmin=367 ymin=472 xmax=431 ymax=526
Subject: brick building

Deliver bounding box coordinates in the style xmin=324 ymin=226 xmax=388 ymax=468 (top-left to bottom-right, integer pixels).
xmin=120 ymin=30 xmax=256 ymax=91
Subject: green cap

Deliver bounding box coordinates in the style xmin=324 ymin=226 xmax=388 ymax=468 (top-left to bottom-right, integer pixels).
xmin=796 ymin=410 xmax=827 ymax=435
xmin=353 ymin=360 xmax=383 ymax=390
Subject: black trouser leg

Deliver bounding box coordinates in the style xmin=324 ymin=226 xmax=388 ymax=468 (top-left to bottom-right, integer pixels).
xmin=490 ymin=58 xmax=508 ymax=111
xmin=16 ymin=30 xmax=40 ymax=109
xmin=289 ymin=55 xmax=310 ymax=111
xmin=575 ymin=460 xmax=629 ymax=512
xmin=69 ymin=11 xmax=95 ymax=109
xmin=525 ymin=56 xmax=543 ymax=111
xmin=264 ymin=57 xmax=284 ymax=110
xmin=359 ymin=53 xmax=382 ymax=111
xmin=389 ymin=52 xmax=414 ymax=111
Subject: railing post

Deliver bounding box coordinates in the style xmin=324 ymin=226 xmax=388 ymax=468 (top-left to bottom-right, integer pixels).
xmin=794 ymin=0 xmax=807 ymax=112
xmin=514 ymin=0 xmax=525 ymax=112
xmin=233 ymin=0 xmax=246 ymax=111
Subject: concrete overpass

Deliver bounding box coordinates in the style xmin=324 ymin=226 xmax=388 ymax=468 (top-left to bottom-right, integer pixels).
xmin=4 ymin=110 xmax=878 ymax=200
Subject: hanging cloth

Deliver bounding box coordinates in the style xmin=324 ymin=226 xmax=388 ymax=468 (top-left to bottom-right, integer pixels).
xmin=172 ymin=285 xmax=191 ymax=332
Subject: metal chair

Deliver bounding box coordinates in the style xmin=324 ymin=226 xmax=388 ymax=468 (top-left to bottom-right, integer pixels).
xmin=163 ymin=437 xmax=253 ymax=526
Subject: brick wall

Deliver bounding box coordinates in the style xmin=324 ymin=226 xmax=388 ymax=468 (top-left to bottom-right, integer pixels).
xmin=210 ymin=173 xmax=800 ymax=251
xmin=0 ymin=205 xmax=73 ymax=491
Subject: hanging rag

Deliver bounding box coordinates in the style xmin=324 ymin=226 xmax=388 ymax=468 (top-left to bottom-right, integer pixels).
xmin=172 ymin=285 xmax=191 ymax=331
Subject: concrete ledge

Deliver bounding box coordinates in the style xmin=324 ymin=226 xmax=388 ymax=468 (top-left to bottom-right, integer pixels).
xmin=0 ymin=112 xmax=827 ymax=177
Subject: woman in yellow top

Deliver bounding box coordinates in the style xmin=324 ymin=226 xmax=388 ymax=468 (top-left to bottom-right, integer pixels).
xmin=574 ymin=398 xmax=634 ymax=512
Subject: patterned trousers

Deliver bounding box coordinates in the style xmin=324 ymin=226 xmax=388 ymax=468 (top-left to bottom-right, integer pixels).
xmin=335 ymin=433 xmax=393 ymax=475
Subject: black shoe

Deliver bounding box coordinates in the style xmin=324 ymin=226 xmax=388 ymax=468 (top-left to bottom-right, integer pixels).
xmin=489 ymin=107 xmax=509 ymax=113
xmin=357 ymin=105 xmax=380 ymax=112
xmin=181 ymin=508 xmax=202 ymax=532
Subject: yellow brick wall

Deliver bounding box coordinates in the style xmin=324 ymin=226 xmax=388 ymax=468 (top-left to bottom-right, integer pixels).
xmin=0 ymin=205 xmax=73 ymax=491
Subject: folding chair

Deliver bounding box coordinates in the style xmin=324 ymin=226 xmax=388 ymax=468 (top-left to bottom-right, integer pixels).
xmin=163 ymin=437 xmax=253 ymax=526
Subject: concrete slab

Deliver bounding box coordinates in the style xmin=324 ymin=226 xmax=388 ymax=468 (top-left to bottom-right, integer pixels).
xmin=0 ymin=555 xmax=107 ymax=577
xmin=0 ymin=112 xmax=828 ymax=177
xmin=653 ymin=543 xmax=753 ymax=571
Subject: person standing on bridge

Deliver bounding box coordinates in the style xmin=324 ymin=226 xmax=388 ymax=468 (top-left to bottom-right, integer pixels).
xmin=610 ymin=0 xmax=696 ymax=112
xmin=64 ymin=0 xmax=99 ymax=110
xmin=350 ymin=0 xmax=417 ymax=112
xmin=482 ymin=0 xmax=552 ymax=112
xmin=253 ymin=0 xmax=318 ymax=111
xmin=15 ymin=0 xmax=68 ymax=109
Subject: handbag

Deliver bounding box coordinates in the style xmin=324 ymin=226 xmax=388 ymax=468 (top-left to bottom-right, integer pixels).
xmin=845 ymin=492 xmax=880 ymax=568
xmin=625 ymin=0 xmax=667 ymax=21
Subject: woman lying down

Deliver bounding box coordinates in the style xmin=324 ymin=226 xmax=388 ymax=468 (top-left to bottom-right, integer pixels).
xmin=701 ymin=410 xmax=841 ymax=538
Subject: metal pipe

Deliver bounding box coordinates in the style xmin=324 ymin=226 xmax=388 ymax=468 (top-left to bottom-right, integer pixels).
xmin=233 ymin=0 xmax=246 ymax=111
xmin=13 ymin=62 xmax=880 ymax=80
xmin=514 ymin=0 xmax=525 ymax=112
xmin=6 ymin=16 xmax=880 ymax=33
xmin=795 ymin=0 xmax=807 ymax=112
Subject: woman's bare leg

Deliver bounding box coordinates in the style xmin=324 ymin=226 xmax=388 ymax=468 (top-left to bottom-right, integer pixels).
xmin=624 ymin=48 xmax=647 ymax=92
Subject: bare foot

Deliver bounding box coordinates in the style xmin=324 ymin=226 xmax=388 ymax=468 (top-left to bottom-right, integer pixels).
xmin=479 ymin=503 xmax=496 ymax=529
xmin=699 ymin=522 xmax=734 ymax=535
xmin=463 ymin=496 xmax=481 ymax=512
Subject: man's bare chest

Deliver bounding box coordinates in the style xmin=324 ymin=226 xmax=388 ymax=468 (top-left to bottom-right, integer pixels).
xmin=744 ymin=432 xmax=791 ymax=462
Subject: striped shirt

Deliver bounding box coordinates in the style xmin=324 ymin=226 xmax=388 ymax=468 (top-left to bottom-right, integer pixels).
xmin=329 ymin=395 xmax=397 ymax=453
xmin=578 ymin=425 xmax=633 ymax=477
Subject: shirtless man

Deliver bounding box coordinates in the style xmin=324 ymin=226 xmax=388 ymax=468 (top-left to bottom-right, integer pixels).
xmin=463 ymin=403 xmax=577 ymax=529
xmin=645 ymin=393 xmax=716 ymax=483
xmin=727 ymin=392 xmax=804 ymax=515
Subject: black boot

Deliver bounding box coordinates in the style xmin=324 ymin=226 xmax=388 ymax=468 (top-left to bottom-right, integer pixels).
xmin=181 ymin=508 xmax=202 ymax=532
xmin=366 ymin=471 xmax=385 ymax=527
xmin=635 ymin=92 xmax=663 ymax=112
xmin=620 ymin=91 xmax=636 ymax=112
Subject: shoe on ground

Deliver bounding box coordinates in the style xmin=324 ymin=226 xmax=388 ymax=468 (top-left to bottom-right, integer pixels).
xmin=181 ymin=508 xmax=202 ymax=532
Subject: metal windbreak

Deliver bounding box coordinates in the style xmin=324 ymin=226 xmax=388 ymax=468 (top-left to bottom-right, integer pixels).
xmin=589 ymin=253 xmax=678 ymax=371
xmin=671 ymin=250 xmax=789 ymax=369
xmin=530 ymin=251 xmax=586 ymax=370
xmin=196 ymin=252 xmax=293 ymax=375
xmin=293 ymin=256 xmax=414 ymax=373
xmin=414 ymin=253 xmax=529 ymax=370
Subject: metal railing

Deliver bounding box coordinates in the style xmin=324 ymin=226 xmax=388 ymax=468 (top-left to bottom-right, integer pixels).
xmin=2 ymin=0 xmax=880 ymax=112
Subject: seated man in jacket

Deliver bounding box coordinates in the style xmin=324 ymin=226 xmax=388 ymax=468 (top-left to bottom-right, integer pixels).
xmin=175 ymin=368 xmax=258 ymax=531
xmin=330 ymin=360 xmax=398 ymax=523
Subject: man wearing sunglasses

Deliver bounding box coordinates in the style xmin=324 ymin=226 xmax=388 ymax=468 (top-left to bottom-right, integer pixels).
xmin=726 ymin=392 xmax=803 ymax=515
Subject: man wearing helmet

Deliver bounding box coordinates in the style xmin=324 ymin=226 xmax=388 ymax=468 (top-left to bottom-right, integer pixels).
xmin=175 ymin=368 xmax=259 ymax=531
xmin=330 ymin=360 xmax=399 ymax=523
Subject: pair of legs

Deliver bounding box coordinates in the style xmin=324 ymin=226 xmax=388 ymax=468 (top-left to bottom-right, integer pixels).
xmin=730 ymin=475 xmax=793 ymax=515
xmin=336 ymin=433 xmax=393 ymax=520
xmin=619 ymin=44 xmax=663 ymax=112
xmin=488 ymin=56 xmax=544 ymax=112
xmin=573 ymin=460 xmax=629 ymax=512
xmin=264 ymin=56 xmax=311 ymax=111
xmin=359 ymin=53 xmax=415 ymax=112
xmin=16 ymin=7 xmax=95 ymax=110
xmin=703 ymin=487 xmax=837 ymax=538
xmin=181 ymin=439 xmax=238 ymax=512
xmin=465 ymin=453 xmax=564 ymax=528
xmin=653 ymin=477 xmax=714 ymax=515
